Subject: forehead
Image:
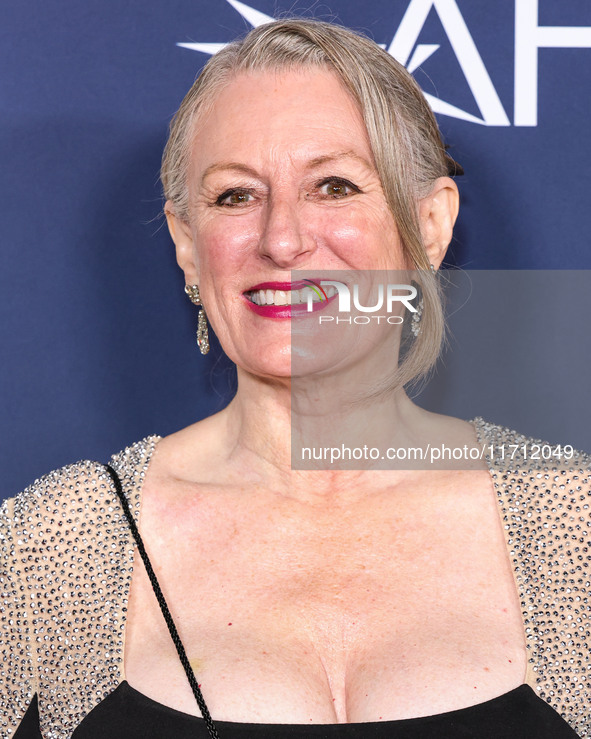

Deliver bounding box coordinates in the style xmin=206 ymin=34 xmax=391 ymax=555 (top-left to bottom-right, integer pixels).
xmin=189 ymin=68 xmax=374 ymax=175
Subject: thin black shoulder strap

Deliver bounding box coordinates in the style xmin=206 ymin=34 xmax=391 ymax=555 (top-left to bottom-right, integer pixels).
xmin=105 ymin=464 xmax=220 ymax=739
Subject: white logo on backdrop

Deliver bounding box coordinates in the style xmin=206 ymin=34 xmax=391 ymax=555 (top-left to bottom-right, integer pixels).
xmin=179 ymin=0 xmax=591 ymax=127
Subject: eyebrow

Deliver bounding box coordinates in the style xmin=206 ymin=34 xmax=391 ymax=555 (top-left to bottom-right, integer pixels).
xmin=200 ymin=150 xmax=374 ymax=184
xmin=200 ymin=162 xmax=260 ymax=184
xmin=306 ymin=150 xmax=374 ymax=171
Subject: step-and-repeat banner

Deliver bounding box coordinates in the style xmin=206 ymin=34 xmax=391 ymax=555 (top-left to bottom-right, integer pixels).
xmin=2 ymin=0 xmax=591 ymax=497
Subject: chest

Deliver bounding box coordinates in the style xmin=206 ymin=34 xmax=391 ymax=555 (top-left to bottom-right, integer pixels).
xmin=123 ymin=476 xmax=527 ymax=722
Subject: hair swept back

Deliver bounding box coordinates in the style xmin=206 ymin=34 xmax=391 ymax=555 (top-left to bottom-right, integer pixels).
xmin=162 ymin=18 xmax=461 ymax=389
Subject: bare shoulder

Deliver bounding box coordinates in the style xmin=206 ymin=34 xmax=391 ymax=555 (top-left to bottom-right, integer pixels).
xmin=147 ymin=409 xmax=235 ymax=486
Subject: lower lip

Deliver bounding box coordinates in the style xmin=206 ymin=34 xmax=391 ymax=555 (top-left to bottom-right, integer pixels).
xmin=243 ymin=294 xmax=337 ymax=319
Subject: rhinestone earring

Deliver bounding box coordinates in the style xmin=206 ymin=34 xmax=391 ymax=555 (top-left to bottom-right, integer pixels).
xmin=410 ymin=298 xmax=423 ymax=337
xmin=184 ymin=284 xmax=210 ymax=355
xmin=410 ymin=265 xmax=435 ymax=338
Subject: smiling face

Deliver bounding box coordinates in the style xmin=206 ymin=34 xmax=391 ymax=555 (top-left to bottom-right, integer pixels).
xmin=167 ymin=68 xmax=412 ymax=378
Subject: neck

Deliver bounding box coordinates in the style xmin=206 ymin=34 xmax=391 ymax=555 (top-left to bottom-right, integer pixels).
xmin=220 ymin=356 xmax=428 ymax=487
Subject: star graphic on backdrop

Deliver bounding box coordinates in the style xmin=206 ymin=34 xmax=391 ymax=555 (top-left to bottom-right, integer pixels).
xmin=177 ymin=0 xmax=509 ymax=126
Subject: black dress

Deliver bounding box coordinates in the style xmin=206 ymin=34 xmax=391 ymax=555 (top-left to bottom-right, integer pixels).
xmin=15 ymin=681 xmax=581 ymax=738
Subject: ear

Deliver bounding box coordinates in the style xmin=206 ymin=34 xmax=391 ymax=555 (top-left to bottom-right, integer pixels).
xmin=165 ymin=201 xmax=200 ymax=285
xmin=418 ymin=177 xmax=459 ymax=269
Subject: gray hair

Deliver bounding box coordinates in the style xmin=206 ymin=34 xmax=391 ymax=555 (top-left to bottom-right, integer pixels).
xmin=162 ymin=18 xmax=461 ymax=388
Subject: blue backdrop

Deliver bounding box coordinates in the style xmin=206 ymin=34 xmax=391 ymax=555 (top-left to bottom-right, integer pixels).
xmin=2 ymin=0 xmax=591 ymax=498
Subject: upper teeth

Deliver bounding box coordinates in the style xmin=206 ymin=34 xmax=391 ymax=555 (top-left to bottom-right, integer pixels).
xmin=248 ymin=286 xmax=337 ymax=306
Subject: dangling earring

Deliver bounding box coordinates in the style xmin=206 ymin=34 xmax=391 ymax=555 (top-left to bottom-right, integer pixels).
xmin=184 ymin=284 xmax=210 ymax=355
xmin=410 ymin=298 xmax=423 ymax=337
xmin=410 ymin=265 xmax=435 ymax=338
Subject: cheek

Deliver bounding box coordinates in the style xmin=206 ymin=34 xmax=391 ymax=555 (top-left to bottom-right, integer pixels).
xmin=313 ymin=207 xmax=402 ymax=266
xmin=194 ymin=216 xmax=259 ymax=276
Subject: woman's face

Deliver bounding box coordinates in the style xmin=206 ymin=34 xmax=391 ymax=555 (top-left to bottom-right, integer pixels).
xmin=169 ymin=68 xmax=413 ymax=378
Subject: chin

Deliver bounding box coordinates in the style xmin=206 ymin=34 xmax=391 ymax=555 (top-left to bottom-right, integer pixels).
xmin=250 ymin=364 xmax=293 ymax=381
xmin=235 ymin=343 xmax=293 ymax=380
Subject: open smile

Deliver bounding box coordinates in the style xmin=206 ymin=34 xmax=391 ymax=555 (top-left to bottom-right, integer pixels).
xmin=243 ymin=281 xmax=338 ymax=318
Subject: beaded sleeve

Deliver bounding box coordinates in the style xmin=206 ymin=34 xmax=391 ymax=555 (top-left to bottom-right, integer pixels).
xmin=0 ymin=496 xmax=37 ymax=734
xmin=474 ymin=418 xmax=591 ymax=736
xmin=0 ymin=437 xmax=158 ymax=739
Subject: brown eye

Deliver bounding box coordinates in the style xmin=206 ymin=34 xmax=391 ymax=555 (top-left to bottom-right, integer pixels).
xmin=216 ymin=189 xmax=254 ymax=206
xmin=317 ymin=177 xmax=360 ymax=199
xmin=228 ymin=192 xmax=250 ymax=204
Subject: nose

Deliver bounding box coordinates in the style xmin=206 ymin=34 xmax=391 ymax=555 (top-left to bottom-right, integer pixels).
xmin=258 ymin=194 xmax=314 ymax=268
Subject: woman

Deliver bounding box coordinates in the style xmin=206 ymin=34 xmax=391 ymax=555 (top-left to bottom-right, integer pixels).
xmin=2 ymin=18 xmax=589 ymax=738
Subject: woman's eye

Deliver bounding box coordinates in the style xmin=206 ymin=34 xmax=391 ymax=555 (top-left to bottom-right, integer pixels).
xmin=317 ymin=178 xmax=360 ymax=199
xmin=216 ymin=189 xmax=253 ymax=206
